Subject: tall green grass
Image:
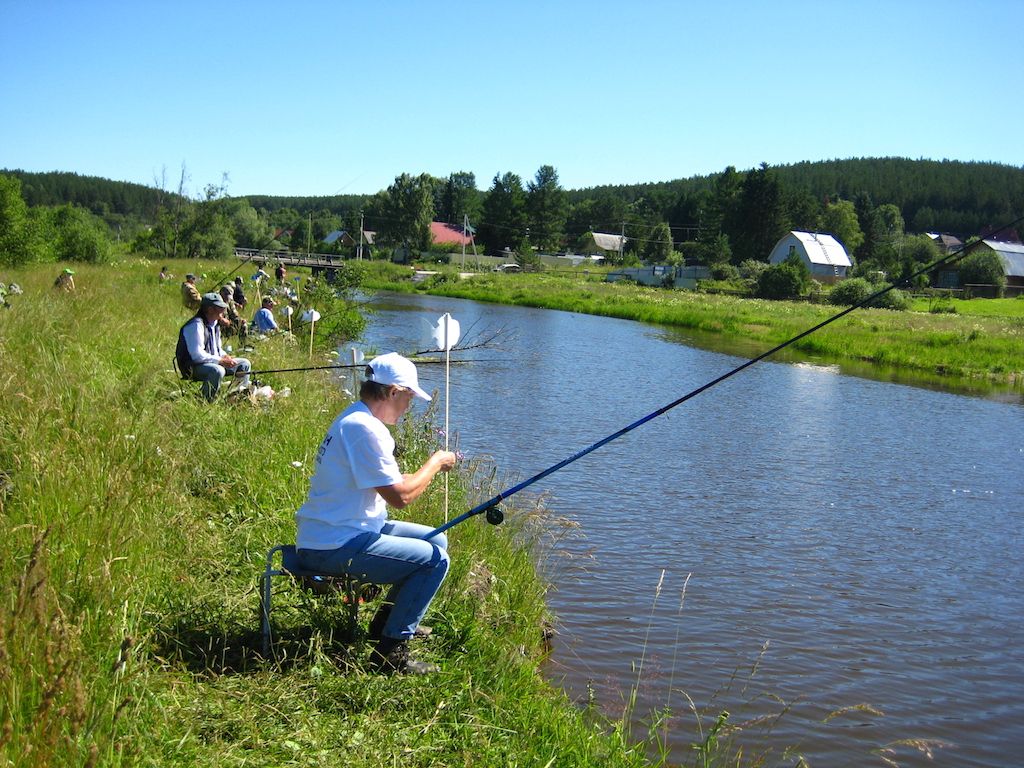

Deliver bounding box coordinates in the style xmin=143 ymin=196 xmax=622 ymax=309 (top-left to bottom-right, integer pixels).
xmin=0 ymin=259 xmax=666 ymax=766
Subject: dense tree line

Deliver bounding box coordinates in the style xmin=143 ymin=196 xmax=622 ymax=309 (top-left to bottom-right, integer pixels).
xmin=5 ymin=159 xmax=1022 ymax=277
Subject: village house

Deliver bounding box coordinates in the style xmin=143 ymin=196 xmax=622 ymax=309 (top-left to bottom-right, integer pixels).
xmin=429 ymin=221 xmax=474 ymax=248
xmin=768 ymin=231 xmax=852 ymax=283
xmin=578 ymin=231 xmax=626 ymax=259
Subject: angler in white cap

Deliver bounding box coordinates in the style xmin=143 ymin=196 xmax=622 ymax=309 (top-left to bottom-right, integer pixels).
xmin=294 ymin=352 xmax=456 ymax=674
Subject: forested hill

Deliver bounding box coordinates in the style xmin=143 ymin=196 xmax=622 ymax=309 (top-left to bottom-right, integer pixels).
xmin=2 ymin=169 xmax=172 ymax=219
xmin=573 ymin=158 xmax=1024 ymax=237
xmin=244 ymin=193 xmax=370 ymax=215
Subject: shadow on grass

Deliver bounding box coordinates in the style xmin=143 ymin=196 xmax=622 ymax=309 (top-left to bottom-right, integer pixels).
xmin=148 ymin=611 xmax=365 ymax=677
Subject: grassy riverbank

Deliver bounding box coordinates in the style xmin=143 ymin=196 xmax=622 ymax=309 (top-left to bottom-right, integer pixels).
xmin=365 ymin=264 xmax=1024 ymax=389
xmin=0 ymin=260 xmax=668 ymax=766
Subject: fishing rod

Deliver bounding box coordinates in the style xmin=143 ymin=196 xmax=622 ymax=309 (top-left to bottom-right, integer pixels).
xmin=423 ymin=215 xmax=1024 ymax=541
xmin=243 ymin=358 xmax=488 ymax=377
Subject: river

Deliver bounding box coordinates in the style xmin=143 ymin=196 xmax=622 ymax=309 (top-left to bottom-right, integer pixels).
xmin=357 ymin=291 xmax=1024 ymax=767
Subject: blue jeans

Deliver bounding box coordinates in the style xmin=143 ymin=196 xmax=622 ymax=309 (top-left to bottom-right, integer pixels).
xmin=191 ymin=358 xmax=251 ymax=401
xmin=297 ymin=521 xmax=449 ymax=641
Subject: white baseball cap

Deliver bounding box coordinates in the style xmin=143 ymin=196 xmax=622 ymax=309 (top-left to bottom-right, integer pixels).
xmin=367 ymin=352 xmax=431 ymax=401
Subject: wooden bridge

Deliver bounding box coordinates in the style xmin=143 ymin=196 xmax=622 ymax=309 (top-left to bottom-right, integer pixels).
xmin=233 ymin=248 xmax=357 ymax=270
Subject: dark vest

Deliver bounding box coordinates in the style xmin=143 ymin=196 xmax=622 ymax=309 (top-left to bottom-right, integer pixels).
xmin=176 ymin=315 xmax=216 ymax=379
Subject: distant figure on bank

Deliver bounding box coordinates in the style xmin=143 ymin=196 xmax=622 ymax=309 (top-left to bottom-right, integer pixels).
xmin=252 ymin=296 xmax=279 ymax=334
xmin=253 ymin=266 xmax=270 ymax=284
xmin=176 ymin=292 xmax=252 ymax=402
xmin=54 ymin=268 xmax=76 ymax=292
xmin=233 ymin=275 xmax=247 ymax=310
xmin=181 ymin=273 xmax=201 ymax=311
xmin=275 ymin=263 xmax=287 ymax=285
xmin=294 ymin=353 xmax=457 ymax=674
xmin=159 ymin=266 xmax=172 ymax=282
xmin=219 ymin=284 xmax=249 ymax=344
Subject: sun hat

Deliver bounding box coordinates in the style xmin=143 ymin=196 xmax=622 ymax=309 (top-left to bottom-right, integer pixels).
xmin=200 ymin=292 xmax=228 ymax=309
xmin=367 ymin=352 xmax=431 ymax=401
xmin=63 ymin=268 xmax=75 ymax=275
xmin=186 ymin=273 xmax=196 ymax=281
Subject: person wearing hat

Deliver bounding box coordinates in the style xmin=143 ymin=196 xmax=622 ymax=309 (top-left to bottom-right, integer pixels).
xmin=252 ymin=296 xmax=279 ymax=334
xmin=294 ymin=353 xmax=457 ymax=674
xmin=175 ymin=292 xmax=252 ymax=401
xmin=53 ymin=267 xmax=76 ymax=292
xmin=181 ymin=273 xmax=201 ymax=311
xmin=218 ymin=284 xmax=249 ymax=344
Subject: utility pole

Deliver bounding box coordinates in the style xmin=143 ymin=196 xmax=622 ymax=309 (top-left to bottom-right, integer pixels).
xmin=620 ymin=220 xmax=626 ymax=263
xmin=307 ymin=212 xmax=312 ymax=257
xmin=358 ymin=211 xmax=364 ymax=261
xmin=461 ymin=213 xmax=467 ymax=270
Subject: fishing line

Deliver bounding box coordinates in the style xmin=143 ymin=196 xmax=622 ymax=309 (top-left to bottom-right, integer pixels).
xmin=249 ymin=360 xmax=485 ymax=376
xmin=424 ymin=214 xmax=1024 ymax=540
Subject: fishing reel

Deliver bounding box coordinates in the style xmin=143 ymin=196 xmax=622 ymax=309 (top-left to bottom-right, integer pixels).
xmin=484 ymin=505 xmax=504 ymax=526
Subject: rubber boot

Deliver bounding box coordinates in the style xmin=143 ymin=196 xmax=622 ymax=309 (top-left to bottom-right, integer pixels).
xmin=367 ymin=604 xmax=432 ymax=640
xmin=369 ymin=636 xmax=438 ymax=675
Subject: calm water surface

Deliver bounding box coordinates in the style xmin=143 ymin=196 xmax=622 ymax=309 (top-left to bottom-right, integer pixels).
xmin=359 ymin=292 xmax=1024 ymax=767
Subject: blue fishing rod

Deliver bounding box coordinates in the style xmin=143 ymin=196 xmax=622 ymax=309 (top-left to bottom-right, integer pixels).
xmin=424 ymin=215 xmax=1024 ymax=541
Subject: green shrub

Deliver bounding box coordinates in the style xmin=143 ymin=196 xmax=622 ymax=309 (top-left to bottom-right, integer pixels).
xmin=829 ymin=277 xmax=873 ymax=306
xmin=738 ymin=258 xmax=768 ymax=280
xmin=829 ymin=277 xmax=910 ymax=310
xmin=958 ymin=250 xmax=1006 ymax=289
xmin=756 ymin=256 xmax=809 ymax=300
xmin=710 ymin=262 xmax=739 ymax=281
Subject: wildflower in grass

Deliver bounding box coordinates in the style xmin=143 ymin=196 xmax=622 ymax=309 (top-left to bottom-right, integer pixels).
xmin=291 ymin=461 xmax=303 ymax=468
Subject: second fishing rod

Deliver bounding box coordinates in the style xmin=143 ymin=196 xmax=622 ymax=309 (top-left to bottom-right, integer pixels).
xmin=422 ymin=215 xmax=1024 ymax=541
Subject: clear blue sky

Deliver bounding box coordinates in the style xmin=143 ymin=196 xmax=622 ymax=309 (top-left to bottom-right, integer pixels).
xmin=2 ymin=0 xmax=1021 ymax=199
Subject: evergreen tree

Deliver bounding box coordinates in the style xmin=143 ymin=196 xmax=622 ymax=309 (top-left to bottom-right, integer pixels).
xmin=726 ymin=163 xmax=790 ymax=263
xmin=437 ymin=172 xmax=481 ymax=227
xmin=479 ymin=172 xmax=528 ymax=254
xmin=526 ymin=165 xmax=567 ymax=252
xmin=699 ymin=166 xmax=741 ymax=245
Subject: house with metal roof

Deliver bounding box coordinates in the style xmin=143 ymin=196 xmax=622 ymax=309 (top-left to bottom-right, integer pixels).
xmin=579 ymin=231 xmax=626 ymax=258
xmin=979 ymin=240 xmax=1024 ymax=290
xmin=926 ymin=232 xmax=963 ymax=254
xmin=323 ymin=230 xmax=356 ymax=247
xmin=768 ymin=231 xmax=852 ymax=283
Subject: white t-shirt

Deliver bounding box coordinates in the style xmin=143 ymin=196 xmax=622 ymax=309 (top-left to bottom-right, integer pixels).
xmin=295 ymin=401 xmax=404 ymax=550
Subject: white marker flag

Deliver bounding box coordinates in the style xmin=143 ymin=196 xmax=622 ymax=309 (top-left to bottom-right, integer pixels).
xmin=430 ymin=313 xmax=461 ymax=351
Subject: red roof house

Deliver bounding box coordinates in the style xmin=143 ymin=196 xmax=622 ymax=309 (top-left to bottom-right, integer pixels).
xmin=430 ymin=221 xmax=474 ymax=246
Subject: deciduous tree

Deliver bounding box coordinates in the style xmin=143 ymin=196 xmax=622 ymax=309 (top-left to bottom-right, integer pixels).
xmin=820 ymin=199 xmax=864 ymax=255
xmin=0 ymin=173 xmax=41 ymax=266
xmin=374 ymin=173 xmax=436 ymax=252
